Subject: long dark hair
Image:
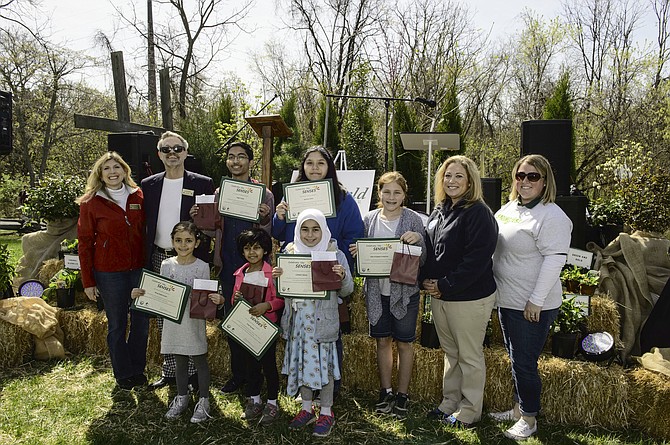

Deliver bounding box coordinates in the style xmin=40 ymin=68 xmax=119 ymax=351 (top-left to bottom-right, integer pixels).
xmin=296 ymin=145 xmax=344 ymax=207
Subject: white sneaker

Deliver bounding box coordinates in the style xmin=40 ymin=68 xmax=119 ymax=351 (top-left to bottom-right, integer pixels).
xmin=489 ymin=409 xmax=520 ymax=422
xmin=165 ymin=395 xmax=189 ymax=419
xmin=504 ymin=418 xmax=537 ymax=441
xmin=190 ymin=397 xmax=212 ymax=423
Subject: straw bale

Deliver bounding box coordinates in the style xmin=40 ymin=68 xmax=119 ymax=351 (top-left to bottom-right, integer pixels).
xmin=341 ymin=333 xmax=377 ymax=389
xmin=146 ymin=318 xmax=161 ymax=366
xmin=488 ymin=310 xmax=503 ymax=346
xmin=57 ymin=307 xmax=96 ymax=355
xmin=206 ymin=321 xmax=231 ymax=378
xmin=628 ymin=368 xmax=670 ymax=441
xmin=483 ymin=346 xmax=513 ymax=411
xmin=409 ymin=343 xmax=445 ymax=402
xmin=586 ymin=294 xmax=620 ymax=340
xmin=349 ymin=285 xmax=368 ymax=334
xmin=539 ymin=356 xmax=630 ymax=429
xmin=0 ymin=319 xmax=33 ymax=370
xmin=87 ymin=310 xmax=109 ymax=356
xmin=37 ymin=259 xmax=63 ymax=286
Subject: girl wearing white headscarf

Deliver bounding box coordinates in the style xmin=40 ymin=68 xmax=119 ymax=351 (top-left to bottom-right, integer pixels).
xmin=274 ymin=209 xmax=354 ymax=437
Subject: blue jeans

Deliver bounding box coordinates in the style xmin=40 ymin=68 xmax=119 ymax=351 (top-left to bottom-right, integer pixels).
xmin=94 ymin=268 xmax=149 ymax=381
xmin=498 ymin=307 xmax=558 ymax=417
xmin=369 ymin=292 xmax=420 ymax=342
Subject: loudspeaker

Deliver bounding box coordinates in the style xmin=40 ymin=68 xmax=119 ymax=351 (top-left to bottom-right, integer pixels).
xmin=481 ymin=178 xmax=502 ymax=213
xmin=555 ymin=195 xmax=587 ymax=250
xmin=521 ymin=120 xmax=572 ymax=197
xmin=0 ymin=91 xmax=12 ymax=155
xmin=108 ymin=132 xmax=162 ymax=182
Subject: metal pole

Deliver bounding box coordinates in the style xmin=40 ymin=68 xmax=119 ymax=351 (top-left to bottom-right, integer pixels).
xmin=391 ymin=103 xmax=396 ymax=171
xmin=384 ymin=100 xmax=389 ymax=171
xmin=323 ymin=96 xmax=330 ymax=148
xmin=426 ymin=117 xmax=437 ymax=214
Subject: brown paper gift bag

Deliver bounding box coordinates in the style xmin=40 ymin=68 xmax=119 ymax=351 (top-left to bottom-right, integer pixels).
xmin=311 ymin=260 xmax=341 ymax=292
xmin=193 ymin=202 xmax=221 ymax=231
xmin=189 ymin=290 xmax=217 ymax=320
xmin=239 ymin=282 xmax=266 ymax=306
xmin=389 ymin=244 xmax=420 ymax=285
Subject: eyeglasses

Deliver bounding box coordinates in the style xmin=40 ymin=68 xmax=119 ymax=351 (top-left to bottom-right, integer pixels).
xmin=226 ymin=154 xmax=249 ymax=162
xmin=515 ymin=172 xmax=543 ymax=182
xmin=159 ymin=145 xmax=186 ymax=154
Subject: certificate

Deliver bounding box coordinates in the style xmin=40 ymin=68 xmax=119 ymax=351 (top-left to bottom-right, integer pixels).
xmin=283 ymin=179 xmax=337 ymax=222
xmin=276 ymin=254 xmax=328 ymax=299
xmin=219 ymin=299 xmax=279 ymax=359
xmin=131 ymin=269 xmax=190 ymax=323
xmin=355 ymin=238 xmax=401 ymax=277
xmin=218 ymin=178 xmax=266 ymax=222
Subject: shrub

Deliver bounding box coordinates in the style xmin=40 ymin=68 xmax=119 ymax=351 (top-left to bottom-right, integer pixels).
xmin=21 ymin=175 xmax=84 ymax=222
xmin=0 ymin=174 xmax=28 ymax=218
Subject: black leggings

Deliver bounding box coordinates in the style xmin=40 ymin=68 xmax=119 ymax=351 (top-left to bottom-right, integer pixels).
xmin=244 ymin=340 xmax=279 ymax=400
xmin=175 ymin=353 xmax=210 ymax=398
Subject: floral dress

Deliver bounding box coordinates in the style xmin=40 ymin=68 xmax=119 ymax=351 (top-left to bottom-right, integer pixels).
xmin=281 ymin=298 xmax=341 ymax=396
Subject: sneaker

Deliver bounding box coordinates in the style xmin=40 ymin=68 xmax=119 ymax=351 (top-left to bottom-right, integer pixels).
xmin=504 ymin=418 xmax=537 ymax=440
xmin=165 ymin=394 xmax=189 ymax=419
xmin=190 ymin=397 xmax=213 ymax=423
xmin=374 ymin=390 xmax=395 ymax=414
xmin=392 ymin=393 xmax=408 ymax=419
xmin=220 ymin=378 xmax=242 ymax=394
xmin=116 ymin=377 xmax=135 ymax=390
xmin=312 ymin=413 xmax=335 ymax=437
xmin=288 ymin=409 xmax=316 ymax=429
xmin=241 ymin=398 xmax=263 ymax=420
xmin=441 ymin=414 xmax=471 ymax=429
xmin=259 ymin=403 xmax=278 ymax=426
xmin=426 ymin=407 xmax=450 ymax=421
xmin=489 ymin=408 xmax=520 ymax=422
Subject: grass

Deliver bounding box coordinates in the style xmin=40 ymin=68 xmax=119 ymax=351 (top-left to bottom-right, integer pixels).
xmin=0 ymin=234 xmax=22 ymax=267
xmin=0 ymin=356 xmax=666 ymax=445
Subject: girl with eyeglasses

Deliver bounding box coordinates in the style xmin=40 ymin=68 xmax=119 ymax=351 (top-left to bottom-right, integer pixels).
xmin=420 ymin=155 xmax=498 ymax=429
xmin=489 ymin=154 xmax=572 ymax=440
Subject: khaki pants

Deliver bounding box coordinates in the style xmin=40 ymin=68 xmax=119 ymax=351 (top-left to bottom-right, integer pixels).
xmin=432 ymin=292 xmax=496 ymax=423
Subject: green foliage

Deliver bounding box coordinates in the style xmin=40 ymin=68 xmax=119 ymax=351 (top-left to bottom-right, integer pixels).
xmin=340 ymin=97 xmax=379 ymax=172
xmin=593 ymin=141 xmax=670 ymax=233
xmin=560 ymin=265 xmax=586 ymax=283
xmin=589 ymin=197 xmax=625 ymax=227
xmin=435 ymin=83 xmax=463 ymax=164
xmin=0 ymin=174 xmax=28 ymax=218
xmin=553 ymin=295 xmax=587 ymax=334
xmin=59 ymin=238 xmax=78 ymax=254
xmin=393 ymin=101 xmax=425 ymax=206
xmin=579 ymin=271 xmax=599 ymax=287
xmin=20 ymin=175 xmax=84 ymax=222
xmin=273 ymin=93 xmax=304 ymax=183
xmin=422 ymin=294 xmax=434 ymax=323
xmin=43 ymin=267 xmax=80 ymax=301
xmin=0 ymin=243 xmax=16 ymax=292
xmin=313 ymin=97 xmax=340 ymax=151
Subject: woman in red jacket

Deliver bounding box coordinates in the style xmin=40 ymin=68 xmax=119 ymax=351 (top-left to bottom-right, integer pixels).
xmin=77 ymin=151 xmax=149 ymax=390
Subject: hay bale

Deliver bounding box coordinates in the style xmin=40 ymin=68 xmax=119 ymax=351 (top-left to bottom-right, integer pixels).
xmin=37 ymin=259 xmax=63 ymax=287
xmin=341 ymin=333 xmax=377 ymax=390
xmin=349 ymin=285 xmax=368 ymax=334
xmin=0 ymin=319 xmax=33 ymax=370
xmin=483 ymin=346 xmax=514 ymax=411
xmin=206 ymin=321 xmax=231 ymax=378
xmin=628 ymin=368 xmax=670 ymax=441
xmin=409 ymin=343 xmax=445 ymax=402
xmin=586 ymin=294 xmax=620 ymax=340
xmin=57 ymin=307 xmax=96 ymax=355
xmin=146 ymin=318 xmax=161 ymax=367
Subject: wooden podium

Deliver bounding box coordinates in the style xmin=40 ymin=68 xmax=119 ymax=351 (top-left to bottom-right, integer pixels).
xmin=245 ymin=114 xmax=293 ymax=187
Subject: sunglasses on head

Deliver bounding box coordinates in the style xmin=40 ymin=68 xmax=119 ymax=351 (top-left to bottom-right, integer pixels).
xmin=159 ymin=145 xmax=186 ymax=154
xmin=515 ymin=172 xmax=543 ymax=182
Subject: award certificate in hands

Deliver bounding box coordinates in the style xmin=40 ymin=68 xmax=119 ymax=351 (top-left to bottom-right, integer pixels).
xmin=276 ymin=254 xmax=328 ymax=299
xmin=219 ymin=299 xmax=279 ymax=359
xmin=355 ymin=238 xmax=401 ymax=277
xmin=218 ymin=178 xmax=266 ymax=222
xmin=131 ymin=269 xmax=190 ymax=323
xmin=282 ymin=179 xmax=336 ymax=222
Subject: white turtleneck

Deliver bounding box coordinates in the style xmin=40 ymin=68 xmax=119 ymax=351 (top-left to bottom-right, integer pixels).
xmin=106 ymin=185 xmax=130 ymax=210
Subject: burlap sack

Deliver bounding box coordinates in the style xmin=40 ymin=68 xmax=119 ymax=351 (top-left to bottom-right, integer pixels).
xmin=0 ymin=297 xmax=58 ymax=339
xmin=34 ymin=325 xmax=66 ymax=360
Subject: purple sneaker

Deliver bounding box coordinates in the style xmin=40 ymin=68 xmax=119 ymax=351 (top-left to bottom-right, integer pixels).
xmin=288 ymin=409 xmax=315 ymax=429
xmin=312 ymin=413 xmax=335 ymax=437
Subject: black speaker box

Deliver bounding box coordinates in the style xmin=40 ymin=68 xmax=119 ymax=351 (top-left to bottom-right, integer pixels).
xmin=108 ymin=132 xmax=162 ymax=181
xmin=555 ymin=195 xmax=587 ymax=250
xmin=521 ymin=120 xmax=572 ymax=197
xmin=481 ymin=178 xmax=502 ymax=213
xmin=0 ymin=90 xmax=12 ymax=156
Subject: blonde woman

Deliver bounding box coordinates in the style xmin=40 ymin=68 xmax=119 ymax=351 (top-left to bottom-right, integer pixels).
xmin=77 ymin=151 xmax=148 ymax=390
xmin=420 ymin=155 xmax=498 ymax=428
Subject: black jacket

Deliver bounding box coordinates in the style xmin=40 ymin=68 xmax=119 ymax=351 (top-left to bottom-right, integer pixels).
xmin=419 ymin=200 xmax=498 ymax=301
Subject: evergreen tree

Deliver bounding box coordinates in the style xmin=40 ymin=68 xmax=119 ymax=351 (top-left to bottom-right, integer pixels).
xmin=313 ymin=97 xmax=340 ymax=151
xmin=435 ymin=83 xmax=464 ymax=165
xmin=543 ymin=71 xmax=575 ymax=179
xmin=273 ymin=93 xmax=304 ymax=183
xmin=392 ymin=101 xmax=425 ymax=207
xmin=340 ymin=96 xmax=379 ymax=172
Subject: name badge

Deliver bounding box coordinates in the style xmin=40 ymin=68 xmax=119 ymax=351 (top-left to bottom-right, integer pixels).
xmin=182 ymin=189 xmax=194 ymax=197
xmin=129 ymin=204 xmax=141 ymax=210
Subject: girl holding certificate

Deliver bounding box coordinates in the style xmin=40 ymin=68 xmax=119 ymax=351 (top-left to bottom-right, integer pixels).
xmin=349 ymin=172 xmax=426 ymax=419
xmin=273 ymin=209 xmax=354 ymax=437
xmin=231 ymin=228 xmax=284 ymax=426
xmin=132 ymin=222 xmax=224 ymax=423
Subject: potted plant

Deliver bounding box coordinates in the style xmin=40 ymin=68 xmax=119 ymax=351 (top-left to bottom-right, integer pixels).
xmin=551 ymin=295 xmax=587 ymax=359
xmin=43 ymin=268 xmax=80 ymax=308
xmin=420 ymin=295 xmax=440 ymax=349
xmin=579 ymin=271 xmax=599 ymax=296
xmin=560 ymin=265 xmax=583 ymax=294
xmin=589 ymin=197 xmax=625 ymax=247
xmin=0 ymin=243 xmax=15 ymax=298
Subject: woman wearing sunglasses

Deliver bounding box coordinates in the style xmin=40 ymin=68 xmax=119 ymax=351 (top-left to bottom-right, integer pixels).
xmin=489 ymin=154 xmax=572 ymax=440
xmin=420 ymin=155 xmax=498 ymax=429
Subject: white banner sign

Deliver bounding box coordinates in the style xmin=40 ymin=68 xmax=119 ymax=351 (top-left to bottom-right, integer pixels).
xmin=290 ymin=170 xmax=375 ymax=217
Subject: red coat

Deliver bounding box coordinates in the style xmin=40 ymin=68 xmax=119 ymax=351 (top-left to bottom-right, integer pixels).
xmin=77 ymin=188 xmax=145 ymax=288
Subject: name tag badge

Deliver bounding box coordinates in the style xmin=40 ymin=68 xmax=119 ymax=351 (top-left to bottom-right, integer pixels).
xmin=129 ymin=204 xmax=141 ymax=210
xmin=182 ymin=189 xmax=195 ymax=197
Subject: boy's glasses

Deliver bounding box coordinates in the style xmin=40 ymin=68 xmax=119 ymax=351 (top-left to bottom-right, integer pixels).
xmin=159 ymin=145 xmax=186 ymax=154
xmin=515 ymin=172 xmax=543 ymax=182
